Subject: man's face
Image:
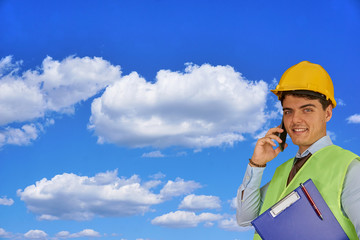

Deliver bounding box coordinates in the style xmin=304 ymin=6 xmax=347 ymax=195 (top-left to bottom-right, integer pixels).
xmin=282 ymin=95 xmax=332 ymax=153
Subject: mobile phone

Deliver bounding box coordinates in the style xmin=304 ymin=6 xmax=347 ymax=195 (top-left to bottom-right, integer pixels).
xmin=277 ymin=120 xmax=287 ymax=152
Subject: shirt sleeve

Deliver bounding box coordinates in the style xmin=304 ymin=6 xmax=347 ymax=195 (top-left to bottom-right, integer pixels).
xmin=236 ymin=164 xmax=270 ymax=227
xmin=341 ymin=159 xmax=360 ymax=238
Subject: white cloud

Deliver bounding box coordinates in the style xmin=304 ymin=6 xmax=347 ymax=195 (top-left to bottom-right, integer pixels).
xmin=253 ymin=129 xmax=267 ymax=140
xmin=159 ymin=178 xmax=202 ymax=199
xmin=176 ymin=151 xmax=187 ymax=157
xmin=0 ymin=228 xmax=12 ymax=238
xmin=1 ymin=57 xmax=270 ymax=149
xmin=179 ymin=194 xmax=221 ymax=211
xmin=0 ymin=196 xmax=14 ymax=206
xmin=17 ymin=170 xmax=201 ymax=221
xmin=142 ymin=150 xmax=165 ymax=158
xmin=347 ymin=114 xmax=360 ymax=124
xmin=24 ymin=230 xmax=48 ymax=239
xmin=0 ymin=55 xmax=120 ymax=123
xmin=143 ymin=180 xmax=162 ymax=190
xmin=0 ymin=55 xmax=121 ymax=147
xmin=218 ymin=215 xmax=253 ymax=232
xmin=149 ymin=172 xmax=166 ymax=180
xmin=0 ymin=79 xmax=44 ymax=125
xmin=327 ymin=130 xmax=336 ymax=141
xmin=55 ymin=231 xmax=71 ymax=238
xmin=336 ymin=98 xmax=346 ymax=106
xmin=151 ymin=210 xmax=223 ymax=228
xmin=55 ymin=229 xmax=101 ymax=238
xmin=0 ymin=124 xmax=40 ymax=147
xmin=2 ymin=228 xmax=102 ymax=239
xmin=273 ymin=101 xmax=283 ymax=117
xmin=0 ymin=56 xmax=22 ymax=77
xmin=24 ymin=56 xmax=121 ymax=113
xmin=89 ymin=63 xmax=268 ymax=149
xmin=230 ymin=197 xmax=237 ymax=209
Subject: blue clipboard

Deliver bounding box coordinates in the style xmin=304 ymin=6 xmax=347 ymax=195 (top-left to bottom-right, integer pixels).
xmin=251 ymin=179 xmax=349 ymax=240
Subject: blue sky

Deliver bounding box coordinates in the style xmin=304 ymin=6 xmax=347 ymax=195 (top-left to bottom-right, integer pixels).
xmin=1 ymin=0 xmax=360 ymax=239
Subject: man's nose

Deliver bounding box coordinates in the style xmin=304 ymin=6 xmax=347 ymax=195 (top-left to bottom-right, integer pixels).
xmin=291 ymin=111 xmax=303 ymax=124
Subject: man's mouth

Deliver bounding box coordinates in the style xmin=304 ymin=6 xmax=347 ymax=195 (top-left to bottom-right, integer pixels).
xmin=292 ymin=128 xmax=308 ymax=133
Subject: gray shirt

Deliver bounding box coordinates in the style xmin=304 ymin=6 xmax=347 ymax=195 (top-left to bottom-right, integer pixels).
xmin=236 ymin=136 xmax=360 ymax=238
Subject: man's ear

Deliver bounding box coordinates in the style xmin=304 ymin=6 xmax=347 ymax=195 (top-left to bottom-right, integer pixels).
xmin=325 ymin=104 xmax=333 ymax=122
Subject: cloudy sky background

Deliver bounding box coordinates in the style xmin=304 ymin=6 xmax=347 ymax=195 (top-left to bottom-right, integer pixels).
xmin=1 ymin=0 xmax=360 ymax=239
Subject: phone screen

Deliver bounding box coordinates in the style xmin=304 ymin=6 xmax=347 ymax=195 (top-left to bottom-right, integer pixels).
xmin=277 ymin=120 xmax=287 ymax=151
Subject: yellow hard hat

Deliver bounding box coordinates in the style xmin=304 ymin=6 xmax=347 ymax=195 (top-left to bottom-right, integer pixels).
xmin=271 ymin=61 xmax=336 ymax=108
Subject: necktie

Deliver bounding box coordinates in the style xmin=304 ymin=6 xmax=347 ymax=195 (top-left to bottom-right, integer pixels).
xmin=287 ymin=153 xmax=312 ymax=185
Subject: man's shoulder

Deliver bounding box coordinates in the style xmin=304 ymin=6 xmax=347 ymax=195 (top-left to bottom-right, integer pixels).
xmin=316 ymin=144 xmax=359 ymax=160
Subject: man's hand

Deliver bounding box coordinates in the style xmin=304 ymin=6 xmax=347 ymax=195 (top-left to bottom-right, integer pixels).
xmin=249 ymin=127 xmax=288 ymax=167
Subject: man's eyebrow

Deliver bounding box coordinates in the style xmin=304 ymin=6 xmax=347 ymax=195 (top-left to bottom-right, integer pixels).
xmin=300 ymin=104 xmax=316 ymax=109
xmin=282 ymin=104 xmax=317 ymax=111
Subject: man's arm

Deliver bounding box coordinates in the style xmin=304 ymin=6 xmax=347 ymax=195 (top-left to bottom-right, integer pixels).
xmin=341 ymin=159 xmax=360 ymax=238
xmin=236 ymin=164 xmax=269 ymax=227
xmin=236 ymin=126 xmax=286 ymax=227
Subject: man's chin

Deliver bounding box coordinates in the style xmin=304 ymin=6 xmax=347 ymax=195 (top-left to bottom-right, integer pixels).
xmin=290 ymin=138 xmax=309 ymax=147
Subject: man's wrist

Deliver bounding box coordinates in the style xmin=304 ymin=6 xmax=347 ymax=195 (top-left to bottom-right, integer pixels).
xmin=249 ymin=158 xmax=266 ymax=168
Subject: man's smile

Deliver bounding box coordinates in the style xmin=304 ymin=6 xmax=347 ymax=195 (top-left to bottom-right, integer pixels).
xmin=292 ymin=127 xmax=308 ymax=133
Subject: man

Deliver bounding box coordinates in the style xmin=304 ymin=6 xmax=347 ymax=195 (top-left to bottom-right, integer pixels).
xmin=236 ymin=61 xmax=360 ymax=239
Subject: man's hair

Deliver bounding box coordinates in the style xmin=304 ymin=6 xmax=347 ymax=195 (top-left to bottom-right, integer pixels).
xmin=280 ymin=90 xmax=332 ymax=110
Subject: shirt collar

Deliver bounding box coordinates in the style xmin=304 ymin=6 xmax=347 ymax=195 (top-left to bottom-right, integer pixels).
xmin=295 ymin=135 xmax=333 ymax=159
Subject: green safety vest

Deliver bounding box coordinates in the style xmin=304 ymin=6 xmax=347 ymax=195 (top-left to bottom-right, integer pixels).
xmin=253 ymin=145 xmax=359 ymax=240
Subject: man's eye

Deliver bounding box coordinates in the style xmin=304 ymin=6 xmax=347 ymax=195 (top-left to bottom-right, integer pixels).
xmin=304 ymin=108 xmax=313 ymax=112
